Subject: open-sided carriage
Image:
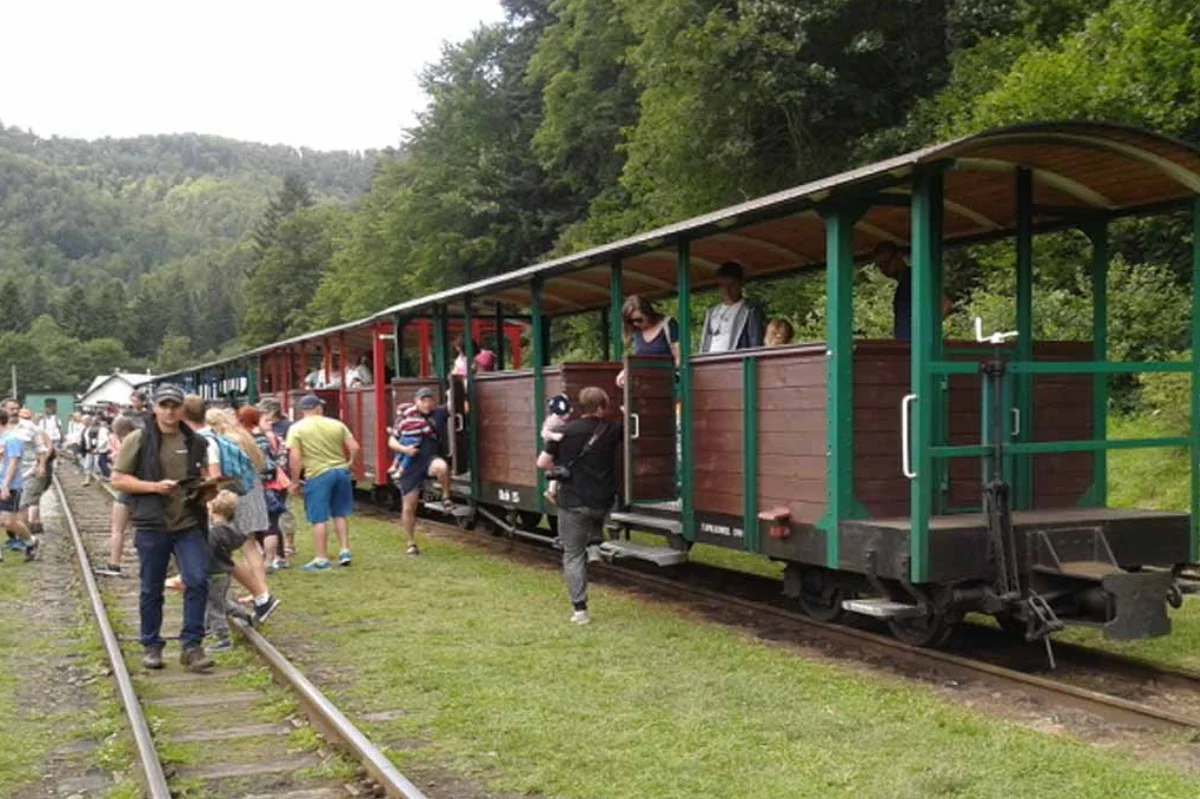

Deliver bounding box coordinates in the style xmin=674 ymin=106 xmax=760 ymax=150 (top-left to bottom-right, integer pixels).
xmin=153 ymin=122 xmax=1200 ymax=647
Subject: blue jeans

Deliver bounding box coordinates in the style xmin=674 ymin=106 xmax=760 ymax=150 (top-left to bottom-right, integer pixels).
xmin=135 ymin=527 xmax=208 ymax=649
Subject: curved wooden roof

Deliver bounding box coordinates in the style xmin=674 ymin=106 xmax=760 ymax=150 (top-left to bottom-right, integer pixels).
xmin=153 ymin=121 xmax=1200 ymax=381
xmin=373 ymin=121 xmax=1200 ymax=317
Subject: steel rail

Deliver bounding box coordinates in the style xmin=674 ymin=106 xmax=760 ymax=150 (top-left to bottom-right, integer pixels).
xmin=408 ymin=510 xmax=1200 ymax=733
xmin=234 ymin=619 xmax=429 ymax=799
xmin=53 ymin=473 xmax=172 ymax=799
xmin=70 ymin=479 xmax=429 ymax=799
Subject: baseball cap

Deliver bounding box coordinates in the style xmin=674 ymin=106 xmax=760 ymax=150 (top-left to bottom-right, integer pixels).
xmin=298 ymin=394 xmax=325 ymax=410
xmin=153 ymin=385 xmax=185 ymax=406
xmin=415 ymin=387 xmax=436 ymax=400
xmin=716 ymin=261 xmax=745 ymax=281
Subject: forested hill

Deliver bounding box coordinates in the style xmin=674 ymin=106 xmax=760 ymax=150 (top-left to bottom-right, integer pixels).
xmin=0 ymin=124 xmax=376 ymax=388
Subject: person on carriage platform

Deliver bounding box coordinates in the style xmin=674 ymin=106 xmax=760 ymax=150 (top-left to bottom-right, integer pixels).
xmin=699 ymin=261 xmax=765 ymax=354
xmin=873 ymin=241 xmax=954 ymax=341
xmin=389 ymin=386 xmax=453 ymax=557
xmin=615 ymin=295 xmax=680 ymax=388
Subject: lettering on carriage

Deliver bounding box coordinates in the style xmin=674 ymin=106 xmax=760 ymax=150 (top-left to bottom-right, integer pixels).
xmin=701 ymin=522 xmax=744 ymax=539
xmin=498 ymin=488 xmax=521 ymax=504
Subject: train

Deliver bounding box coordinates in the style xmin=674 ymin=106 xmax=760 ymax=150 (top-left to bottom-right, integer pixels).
xmin=151 ymin=121 xmax=1200 ymax=647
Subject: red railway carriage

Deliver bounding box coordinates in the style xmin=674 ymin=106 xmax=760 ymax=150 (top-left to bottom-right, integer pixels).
xmin=153 ymin=122 xmax=1200 ymax=648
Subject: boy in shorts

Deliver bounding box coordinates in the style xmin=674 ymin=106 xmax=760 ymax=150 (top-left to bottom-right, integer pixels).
xmin=204 ymin=490 xmax=255 ymax=653
xmin=386 ymin=402 xmax=435 ymax=481
xmin=96 ymin=416 xmax=137 ymax=576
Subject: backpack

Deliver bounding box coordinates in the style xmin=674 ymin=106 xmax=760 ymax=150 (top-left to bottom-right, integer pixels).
xmin=199 ymin=431 xmax=256 ymax=496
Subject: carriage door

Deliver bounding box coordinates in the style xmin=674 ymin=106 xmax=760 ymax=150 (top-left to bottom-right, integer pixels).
xmin=448 ymin=375 xmax=469 ymax=476
xmin=622 ymin=355 xmax=678 ymax=507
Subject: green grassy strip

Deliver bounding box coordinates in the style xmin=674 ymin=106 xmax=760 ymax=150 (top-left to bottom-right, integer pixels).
xmin=264 ymin=516 xmax=1198 ymax=799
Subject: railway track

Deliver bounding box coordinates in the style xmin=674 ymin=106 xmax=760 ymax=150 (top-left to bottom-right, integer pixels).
xmin=56 ymin=470 xmax=428 ymax=799
xmin=401 ymin=503 xmax=1200 ymax=736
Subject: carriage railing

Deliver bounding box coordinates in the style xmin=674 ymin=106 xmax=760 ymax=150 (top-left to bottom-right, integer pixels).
xmin=907 ymin=358 xmax=1199 ymax=563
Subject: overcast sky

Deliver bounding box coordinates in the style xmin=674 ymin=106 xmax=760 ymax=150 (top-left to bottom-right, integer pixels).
xmin=1 ymin=0 xmax=506 ymax=152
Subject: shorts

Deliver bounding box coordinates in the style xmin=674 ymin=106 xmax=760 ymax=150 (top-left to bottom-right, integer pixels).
xmin=302 ymin=467 xmax=353 ymax=525
xmin=19 ymin=475 xmax=47 ymax=510
xmin=116 ymin=491 xmax=131 ymax=506
xmin=0 ymin=490 xmax=22 ymax=513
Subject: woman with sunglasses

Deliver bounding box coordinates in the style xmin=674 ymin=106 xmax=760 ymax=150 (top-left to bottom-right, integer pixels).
xmin=615 ymin=295 xmax=680 ymax=388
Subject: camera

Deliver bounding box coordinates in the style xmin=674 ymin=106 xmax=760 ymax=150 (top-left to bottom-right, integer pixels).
xmin=546 ymin=465 xmax=572 ymax=482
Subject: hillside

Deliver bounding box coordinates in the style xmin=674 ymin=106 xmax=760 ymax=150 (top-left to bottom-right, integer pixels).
xmin=0 ymin=123 xmax=376 ymax=389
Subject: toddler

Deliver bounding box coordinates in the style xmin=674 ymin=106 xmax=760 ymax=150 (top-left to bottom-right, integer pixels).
xmin=387 ymin=402 xmax=434 ymax=481
xmin=204 ymin=490 xmax=254 ymax=653
xmin=542 ymin=393 xmax=572 ymax=503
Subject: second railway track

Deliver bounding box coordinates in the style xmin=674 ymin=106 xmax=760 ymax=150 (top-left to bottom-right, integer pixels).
xmin=56 ymin=469 xmax=427 ymax=799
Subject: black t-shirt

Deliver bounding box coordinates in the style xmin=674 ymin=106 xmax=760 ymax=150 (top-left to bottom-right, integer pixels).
xmin=544 ymin=417 xmax=622 ymax=512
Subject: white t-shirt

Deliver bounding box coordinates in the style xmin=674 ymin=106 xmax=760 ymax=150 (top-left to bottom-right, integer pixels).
xmin=706 ymin=300 xmax=744 ymax=353
xmin=39 ymin=415 xmax=63 ymax=443
xmin=194 ymin=425 xmax=222 ymax=469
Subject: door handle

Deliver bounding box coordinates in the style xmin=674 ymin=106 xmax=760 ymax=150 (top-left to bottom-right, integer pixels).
xmin=455 ymin=413 xmax=464 ymax=432
xmin=630 ymin=412 xmax=641 ymax=441
xmin=1011 ymin=408 xmax=1020 ymax=437
xmin=901 ymin=394 xmax=916 ymax=479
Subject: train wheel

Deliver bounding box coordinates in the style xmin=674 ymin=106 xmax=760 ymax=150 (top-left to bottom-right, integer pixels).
xmin=796 ymin=567 xmax=846 ymax=623
xmin=888 ymin=610 xmax=957 ymax=647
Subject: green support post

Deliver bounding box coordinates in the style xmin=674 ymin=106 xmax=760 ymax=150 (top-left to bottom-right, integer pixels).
xmin=532 ymin=278 xmax=547 ymax=514
xmin=494 ymin=303 xmax=505 ymax=371
xmin=821 ymin=206 xmax=858 ymax=569
xmin=610 ymin=261 xmax=624 ymax=362
xmin=741 ymin=357 xmax=759 ymax=552
xmin=1191 ymin=198 xmax=1200 ymax=561
xmin=909 ymin=171 xmax=942 ymax=584
xmin=432 ymin=305 xmax=449 ymax=384
xmin=247 ymin=358 xmax=259 ymax=405
xmin=1015 ymin=167 xmax=1035 ymax=510
xmin=677 ymin=242 xmax=694 ymax=541
xmin=929 ymin=178 xmax=947 ymax=514
xmin=464 ymin=297 xmax=480 ymax=500
xmin=1087 ymin=221 xmax=1109 ymax=508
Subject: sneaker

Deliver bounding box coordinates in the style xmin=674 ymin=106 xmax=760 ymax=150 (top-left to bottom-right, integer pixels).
xmin=3 ymin=536 xmax=22 ymax=551
xmin=265 ymin=561 xmax=277 ymax=575
xmin=254 ymin=595 xmax=281 ymax=625
xmin=94 ymin=563 xmax=123 ymax=577
xmin=337 ymin=549 xmax=351 ymax=567
xmin=142 ymin=646 xmax=165 ymax=670
xmin=180 ymin=646 xmax=214 ymax=673
xmin=299 ymin=558 xmax=331 ymax=572
xmin=569 ymin=610 xmax=591 ymax=626
xmin=406 ymin=544 xmax=420 ymax=557
xmin=273 ymin=558 xmax=290 ymax=570
xmin=206 ymin=637 xmax=233 ymax=654
xmin=22 ymin=537 xmax=39 ymax=562
xmin=441 ymin=498 xmax=455 ymax=514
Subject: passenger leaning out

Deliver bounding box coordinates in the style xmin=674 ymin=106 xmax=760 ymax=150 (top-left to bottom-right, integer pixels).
xmin=615 ymin=295 xmax=681 ymax=388
xmin=537 ymin=387 xmax=622 ymax=626
xmin=699 ymin=261 xmax=765 ymax=353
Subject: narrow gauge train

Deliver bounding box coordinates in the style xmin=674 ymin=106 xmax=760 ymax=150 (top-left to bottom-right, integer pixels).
xmin=155 ymin=121 xmax=1200 ymax=647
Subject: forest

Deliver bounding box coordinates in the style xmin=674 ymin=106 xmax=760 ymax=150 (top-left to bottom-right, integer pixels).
xmin=3 ymin=0 xmax=1200 ymax=496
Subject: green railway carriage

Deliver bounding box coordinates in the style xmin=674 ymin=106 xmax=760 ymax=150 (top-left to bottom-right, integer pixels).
xmin=155 ymin=122 xmax=1200 ymax=646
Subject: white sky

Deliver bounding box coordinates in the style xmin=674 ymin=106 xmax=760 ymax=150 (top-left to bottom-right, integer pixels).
xmin=0 ymin=0 xmax=506 ymax=152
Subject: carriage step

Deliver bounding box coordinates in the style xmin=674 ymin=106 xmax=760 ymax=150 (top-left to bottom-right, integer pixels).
xmin=608 ymin=512 xmax=683 ymax=535
xmin=841 ymin=598 xmax=924 ymax=619
xmin=421 ymin=501 xmax=473 ymax=518
xmin=597 ymin=540 xmax=688 ymax=567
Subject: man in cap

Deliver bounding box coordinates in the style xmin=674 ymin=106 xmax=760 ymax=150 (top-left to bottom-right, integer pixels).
xmin=126 ymin=389 xmax=153 ymax=430
xmin=111 ymin=384 xmax=218 ymax=673
xmin=0 ymin=407 xmax=39 ymax=562
xmin=699 ymin=261 xmax=765 ymax=353
xmin=388 ymin=386 xmax=452 ymax=556
xmin=14 ymin=406 xmax=53 ymax=542
xmin=286 ymin=394 xmax=360 ymax=570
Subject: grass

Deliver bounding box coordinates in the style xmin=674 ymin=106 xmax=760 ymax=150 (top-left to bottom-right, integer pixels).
xmin=261 ymin=514 xmax=1200 ymax=799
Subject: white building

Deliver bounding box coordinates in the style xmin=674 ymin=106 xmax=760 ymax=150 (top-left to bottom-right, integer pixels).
xmin=78 ymin=370 xmax=156 ymax=410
